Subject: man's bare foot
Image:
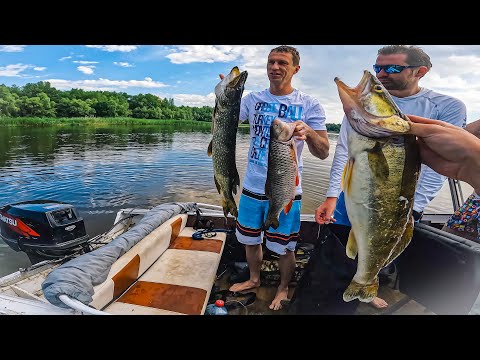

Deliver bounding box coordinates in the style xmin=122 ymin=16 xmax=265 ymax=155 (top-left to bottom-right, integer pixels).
xmin=229 ymin=279 xmax=260 ymax=293
xmin=369 ymin=297 xmax=388 ymax=309
xmin=269 ymin=287 xmax=289 ymax=311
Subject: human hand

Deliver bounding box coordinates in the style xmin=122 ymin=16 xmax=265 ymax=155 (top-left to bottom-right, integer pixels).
xmin=315 ymin=197 xmax=338 ymax=225
xmin=407 ymin=114 xmax=480 ymax=193
xmin=466 ymin=119 xmax=480 ymax=139
xmin=292 ymin=120 xmax=312 ymax=141
xmin=219 ymin=74 xmax=225 ymax=80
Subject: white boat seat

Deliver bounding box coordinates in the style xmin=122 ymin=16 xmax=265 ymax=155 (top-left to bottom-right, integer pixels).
xmin=90 ymin=214 xmax=226 ymax=315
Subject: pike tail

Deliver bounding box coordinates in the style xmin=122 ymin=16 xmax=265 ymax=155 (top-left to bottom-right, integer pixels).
xmin=343 ymin=279 xmax=379 ymax=303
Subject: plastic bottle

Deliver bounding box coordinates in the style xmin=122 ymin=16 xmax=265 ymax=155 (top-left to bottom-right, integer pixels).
xmin=205 ymin=299 xmax=228 ymax=315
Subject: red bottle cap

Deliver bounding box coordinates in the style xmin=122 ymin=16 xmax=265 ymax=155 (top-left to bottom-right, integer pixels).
xmin=215 ymin=300 xmax=225 ymax=307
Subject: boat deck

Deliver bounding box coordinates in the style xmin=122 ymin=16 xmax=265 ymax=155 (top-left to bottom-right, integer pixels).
xmin=189 ymin=212 xmax=437 ymax=315
xmin=212 ymin=266 xmax=435 ymax=315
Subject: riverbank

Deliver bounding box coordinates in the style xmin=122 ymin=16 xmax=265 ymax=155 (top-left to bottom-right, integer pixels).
xmin=0 ymin=117 xmax=340 ymax=133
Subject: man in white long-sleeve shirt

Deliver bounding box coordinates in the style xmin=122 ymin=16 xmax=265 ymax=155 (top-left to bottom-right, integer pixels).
xmin=315 ymin=45 xmax=467 ymax=310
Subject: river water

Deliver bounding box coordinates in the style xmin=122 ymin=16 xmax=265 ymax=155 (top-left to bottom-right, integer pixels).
xmin=0 ymin=124 xmax=470 ymax=275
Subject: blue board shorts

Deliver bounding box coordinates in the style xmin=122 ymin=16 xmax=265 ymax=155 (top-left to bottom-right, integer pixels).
xmin=333 ymin=191 xmax=351 ymax=227
xmin=235 ymin=188 xmax=302 ymax=255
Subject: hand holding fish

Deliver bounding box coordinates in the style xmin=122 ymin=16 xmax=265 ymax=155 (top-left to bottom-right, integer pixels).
xmin=315 ymin=197 xmax=337 ymax=225
xmin=292 ymin=120 xmax=311 ymax=141
xmin=292 ymin=120 xmax=329 ymax=159
xmin=407 ymin=114 xmax=480 ymax=194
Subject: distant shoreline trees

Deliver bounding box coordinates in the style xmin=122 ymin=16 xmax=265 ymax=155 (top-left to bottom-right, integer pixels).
xmin=0 ymin=81 xmax=341 ymax=132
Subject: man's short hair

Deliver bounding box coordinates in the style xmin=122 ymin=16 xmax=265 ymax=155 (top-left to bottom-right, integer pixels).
xmin=377 ymin=45 xmax=432 ymax=69
xmin=270 ymin=45 xmax=300 ymax=66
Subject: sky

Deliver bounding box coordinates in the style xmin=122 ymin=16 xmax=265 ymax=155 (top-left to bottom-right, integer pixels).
xmin=1 ymin=44 xmax=479 ymax=124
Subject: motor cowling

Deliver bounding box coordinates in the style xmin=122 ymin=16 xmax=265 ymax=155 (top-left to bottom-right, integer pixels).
xmin=0 ymin=200 xmax=89 ymax=263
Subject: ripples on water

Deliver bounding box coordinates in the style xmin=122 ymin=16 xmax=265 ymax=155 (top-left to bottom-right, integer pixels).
xmin=0 ymin=125 xmax=468 ymax=274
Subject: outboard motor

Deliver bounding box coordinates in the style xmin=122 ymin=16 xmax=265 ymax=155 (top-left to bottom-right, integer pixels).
xmin=0 ymin=200 xmax=89 ymax=264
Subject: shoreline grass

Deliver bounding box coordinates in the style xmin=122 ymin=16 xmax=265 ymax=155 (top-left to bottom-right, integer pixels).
xmin=0 ymin=117 xmax=339 ymax=133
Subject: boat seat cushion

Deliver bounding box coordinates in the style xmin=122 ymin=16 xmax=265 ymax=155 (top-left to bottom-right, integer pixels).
xmin=93 ymin=217 xmax=226 ymax=315
xmin=90 ymin=214 xmax=187 ymax=310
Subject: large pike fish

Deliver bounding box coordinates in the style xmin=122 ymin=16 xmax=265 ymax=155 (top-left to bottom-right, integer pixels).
xmin=335 ymin=70 xmax=421 ymax=303
xmin=263 ymin=119 xmax=299 ymax=230
xmin=208 ymin=66 xmax=248 ymax=218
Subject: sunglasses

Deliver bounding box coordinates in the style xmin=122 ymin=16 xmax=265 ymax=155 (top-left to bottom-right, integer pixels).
xmin=373 ymin=64 xmax=420 ymax=74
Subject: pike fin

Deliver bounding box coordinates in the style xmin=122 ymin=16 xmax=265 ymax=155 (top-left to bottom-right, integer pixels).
xmin=384 ymin=216 xmax=414 ymax=267
xmin=213 ymin=175 xmax=221 ymax=194
xmin=368 ymin=142 xmax=389 ymax=180
xmin=284 ymin=199 xmax=293 ymax=215
xmin=343 ymin=279 xmax=379 ymax=303
xmin=232 ymin=168 xmax=240 ymax=195
xmin=341 ymin=158 xmax=354 ymax=194
xmin=346 ymin=230 xmax=358 ymax=259
xmin=211 ymin=102 xmax=218 ymax=135
xmin=223 ymin=197 xmax=238 ymax=218
xmin=207 ymin=140 xmax=213 ymax=157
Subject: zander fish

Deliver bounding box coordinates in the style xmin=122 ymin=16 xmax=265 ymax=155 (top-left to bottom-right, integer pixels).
xmin=335 ymin=70 xmax=421 ymax=303
xmin=208 ymin=66 xmax=248 ymax=218
xmin=263 ymin=119 xmax=299 ymax=230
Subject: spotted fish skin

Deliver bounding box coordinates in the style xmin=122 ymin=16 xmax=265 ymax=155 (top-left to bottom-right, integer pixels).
xmin=208 ymin=66 xmax=248 ymax=218
xmin=335 ymin=70 xmax=420 ymax=303
xmin=263 ymin=119 xmax=299 ymax=230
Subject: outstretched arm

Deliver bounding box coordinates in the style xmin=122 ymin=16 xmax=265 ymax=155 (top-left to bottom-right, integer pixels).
xmin=408 ymin=114 xmax=480 ymax=195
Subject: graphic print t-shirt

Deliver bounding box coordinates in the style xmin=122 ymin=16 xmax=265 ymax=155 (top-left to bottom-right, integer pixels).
xmin=240 ymin=89 xmax=327 ymax=195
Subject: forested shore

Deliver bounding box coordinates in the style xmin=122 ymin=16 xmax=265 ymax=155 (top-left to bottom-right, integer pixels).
xmin=0 ymin=81 xmax=341 ymax=132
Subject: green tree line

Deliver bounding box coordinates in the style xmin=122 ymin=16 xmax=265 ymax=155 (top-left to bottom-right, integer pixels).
xmin=0 ymin=81 xmax=341 ymax=132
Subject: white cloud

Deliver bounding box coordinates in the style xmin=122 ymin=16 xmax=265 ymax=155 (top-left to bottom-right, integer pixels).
xmin=73 ymin=60 xmax=99 ymax=64
xmin=46 ymin=77 xmax=169 ymax=91
xmin=114 ymin=62 xmax=134 ymax=68
xmin=171 ymin=92 xmax=216 ymax=107
xmin=33 ymin=67 xmax=46 ymax=71
xmin=0 ymin=63 xmax=32 ymax=77
xmin=0 ymin=45 xmax=26 ymax=52
xmin=85 ymin=45 xmax=138 ymax=52
xmin=166 ymin=45 xmax=249 ymax=64
xmin=77 ymin=66 xmax=95 ymax=75
xmin=59 ymin=56 xmax=72 ymax=61
xmin=168 ymin=90 xmax=254 ymax=108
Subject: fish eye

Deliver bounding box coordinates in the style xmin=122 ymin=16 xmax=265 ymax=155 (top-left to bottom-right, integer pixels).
xmin=373 ymin=85 xmax=383 ymax=93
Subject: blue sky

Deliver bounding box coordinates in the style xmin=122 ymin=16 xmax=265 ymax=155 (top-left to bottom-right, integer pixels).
xmin=1 ymin=45 xmax=479 ymax=124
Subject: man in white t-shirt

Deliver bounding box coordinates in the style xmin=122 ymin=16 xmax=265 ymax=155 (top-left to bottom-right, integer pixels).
xmin=315 ymin=45 xmax=467 ymax=310
xmin=228 ymin=45 xmax=330 ymax=311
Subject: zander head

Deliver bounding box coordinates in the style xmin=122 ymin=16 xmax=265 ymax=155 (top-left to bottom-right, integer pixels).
xmin=334 ymin=70 xmax=412 ymax=138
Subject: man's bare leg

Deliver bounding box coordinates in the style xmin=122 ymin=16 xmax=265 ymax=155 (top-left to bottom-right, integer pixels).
xmin=229 ymin=244 xmax=262 ymax=292
xmin=269 ymin=249 xmax=296 ymax=310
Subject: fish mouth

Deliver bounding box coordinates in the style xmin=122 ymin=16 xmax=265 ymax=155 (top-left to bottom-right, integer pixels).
xmin=335 ymin=70 xmax=411 ymax=138
xmin=228 ymin=66 xmax=248 ymax=89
